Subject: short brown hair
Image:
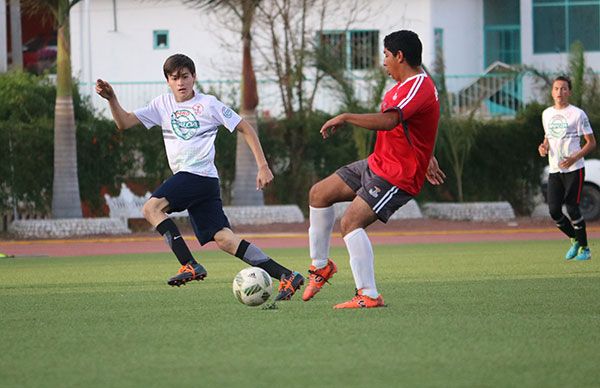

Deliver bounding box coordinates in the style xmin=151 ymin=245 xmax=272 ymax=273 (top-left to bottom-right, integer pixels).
xmin=163 ymin=54 xmax=196 ymax=79
xmin=553 ymin=75 xmax=572 ymax=90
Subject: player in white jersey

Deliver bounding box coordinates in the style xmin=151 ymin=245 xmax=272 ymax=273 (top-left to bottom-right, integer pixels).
xmin=538 ymin=76 xmax=596 ymax=261
xmin=96 ymin=54 xmax=304 ymax=299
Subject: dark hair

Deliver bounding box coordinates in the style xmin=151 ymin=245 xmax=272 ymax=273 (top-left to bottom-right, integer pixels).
xmin=384 ymin=30 xmax=422 ymax=67
xmin=553 ymin=75 xmax=572 ymax=90
xmin=163 ymin=54 xmax=196 ymax=79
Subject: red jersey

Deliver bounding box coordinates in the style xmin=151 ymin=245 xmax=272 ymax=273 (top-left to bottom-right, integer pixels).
xmin=367 ymin=73 xmax=440 ymax=195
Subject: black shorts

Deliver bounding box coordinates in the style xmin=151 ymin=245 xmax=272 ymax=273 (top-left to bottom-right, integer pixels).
xmin=336 ymin=159 xmax=413 ymax=223
xmin=547 ymin=167 xmax=585 ymax=207
xmin=152 ymin=171 xmax=230 ymax=245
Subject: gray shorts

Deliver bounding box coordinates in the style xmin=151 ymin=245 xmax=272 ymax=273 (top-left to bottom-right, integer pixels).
xmin=336 ymin=159 xmax=413 ymax=223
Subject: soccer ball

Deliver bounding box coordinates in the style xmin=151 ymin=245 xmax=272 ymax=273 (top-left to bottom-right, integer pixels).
xmin=232 ymin=267 xmax=273 ymax=306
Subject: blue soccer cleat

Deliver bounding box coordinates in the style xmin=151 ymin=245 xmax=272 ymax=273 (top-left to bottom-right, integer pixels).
xmin=574 ymin=247 xmax=591 ymax=261
xmin=565 ymin=238 xmax=580 ymax=260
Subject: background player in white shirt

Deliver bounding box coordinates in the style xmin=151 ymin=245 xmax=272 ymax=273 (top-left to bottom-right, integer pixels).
xmin=96 ymin=54 xmax=304 ymax=299
xmin=538 ymin=75 xmax=596 ymax=261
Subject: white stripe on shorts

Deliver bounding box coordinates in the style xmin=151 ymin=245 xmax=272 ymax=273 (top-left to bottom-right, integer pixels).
xmin=373 ymin=186 xmax=399 ymax=213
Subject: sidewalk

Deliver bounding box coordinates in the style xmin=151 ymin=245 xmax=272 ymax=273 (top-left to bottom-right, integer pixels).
xmin=1 ymin=218 xmax=599 ymax=258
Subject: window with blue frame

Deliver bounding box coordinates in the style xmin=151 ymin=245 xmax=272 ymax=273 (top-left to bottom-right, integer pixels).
xmin=484 ymin=0 xmax=521 ymax=66
xmin=318 ymin=30 xmax=379 ymax=70
xmin=533 ymin=0 xmax=600 ymax=53
xmin=153 ymin=30 xmax=169 ymax=50
xmin=483 ymin=0 xmax=522 ymax=115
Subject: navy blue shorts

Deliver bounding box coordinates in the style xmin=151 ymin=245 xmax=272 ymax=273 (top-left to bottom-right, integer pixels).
xmin=152 ymin=171 xmax=230 ymax=245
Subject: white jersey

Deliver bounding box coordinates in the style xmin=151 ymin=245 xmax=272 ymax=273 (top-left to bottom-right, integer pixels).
xmin=134 ymin=92 xmax=241 ymax=177
xmin=542 ymin=104 xmax=593 ymax=173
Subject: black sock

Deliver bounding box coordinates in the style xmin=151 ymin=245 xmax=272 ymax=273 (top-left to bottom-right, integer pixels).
xmin=573 ymin=219 xmax=588 ymax=247
xmin=234 ymin=239 xmax=292 ymax=279
xmin=256 ymin=260 xmax=292 ymax=280
xmin=156 ymin=218 xmax=196 ymax=266
xmin=556 ymin=216 xmax=576 ymax=239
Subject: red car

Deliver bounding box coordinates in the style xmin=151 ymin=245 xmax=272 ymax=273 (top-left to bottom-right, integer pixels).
xmin=23 ymin=35 xmax=57 ymax=74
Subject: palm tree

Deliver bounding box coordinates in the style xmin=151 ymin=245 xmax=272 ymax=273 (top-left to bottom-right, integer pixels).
xmin=23 ymin=0 xmax=83 ymax=218
xmin=184 ymin=0 xmax=264 ymax=206
xmin=10 ymin=0 xmax=23 ymax=70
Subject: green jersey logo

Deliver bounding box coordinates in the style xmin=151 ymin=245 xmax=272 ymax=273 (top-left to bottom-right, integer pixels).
xmin=171 ymin=109 xmax=200 ymax=140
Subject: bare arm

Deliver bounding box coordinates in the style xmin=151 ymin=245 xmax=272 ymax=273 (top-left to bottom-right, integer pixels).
xmin=538 ymin=138 xmax=549 ymax=157
xmin=320 ymin=111 xmax=399 ymax=139
xmin=235 ymin=119 xmax=274 ymax=190
xmin=559 ymin=133 xmax=596 ymax=169
xmin=95 ymin=79 xmax=141 ymax=130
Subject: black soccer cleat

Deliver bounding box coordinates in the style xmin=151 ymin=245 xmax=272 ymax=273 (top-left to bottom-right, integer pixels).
xmin=275 ymin=271 xmax=305 ymax=301
xmin=167 ymin=262 xmax=207 ymax=287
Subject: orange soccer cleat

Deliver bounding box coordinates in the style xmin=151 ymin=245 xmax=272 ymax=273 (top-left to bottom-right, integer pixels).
xmin=167 ymin=262 xmax=207 ymax=287
xmin=302 ymin=259 xmax=338 ymax=301
xmin=333 ymin=289 xmax=386 ymax=309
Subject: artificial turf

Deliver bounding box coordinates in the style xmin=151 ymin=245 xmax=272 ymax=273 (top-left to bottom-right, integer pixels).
xmin=1 ymin=239 xmax=599 ymax=387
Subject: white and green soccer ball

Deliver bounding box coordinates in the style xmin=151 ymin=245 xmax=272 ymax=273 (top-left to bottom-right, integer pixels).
xmin=232 ymin=267 xmax=273 ymax=306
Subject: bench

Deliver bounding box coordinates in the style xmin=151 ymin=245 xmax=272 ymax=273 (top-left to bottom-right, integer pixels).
xmin=104 ymin=183 xmax=304 ymax=225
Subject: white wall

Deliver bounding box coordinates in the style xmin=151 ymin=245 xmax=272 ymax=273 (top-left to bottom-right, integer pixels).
xmin=71 ymin=0 xmax=226 ymax=83
xmin=431 ymin=0 xmax=484 ymax=77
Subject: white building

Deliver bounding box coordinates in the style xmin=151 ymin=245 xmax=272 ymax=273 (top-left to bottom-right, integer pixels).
xmin=70 ymin=0 xmax=600 ymax=117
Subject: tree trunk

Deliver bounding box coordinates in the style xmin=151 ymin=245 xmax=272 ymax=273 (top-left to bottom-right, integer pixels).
xmin=9 ymin=0 xmax=22 ymax=70
xmin=232 ymin=110 xmax=264 ymax=205
xmin=51 ymin=0 xmax=82 ymax=218
xmin=0 ymin=0 xmax=7 ymax=72
xmin=232 ymin=3 xmax=263 ymax=206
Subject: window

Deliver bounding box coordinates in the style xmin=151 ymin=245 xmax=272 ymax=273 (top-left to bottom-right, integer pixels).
xmin=153 ymin=30 xmax=169 ymax=50
xmin=484 ymin=0 xmax=521 ymax=66
xmin=533 ymin=0 xmax=600 ymax=53
xmin=318 ymin=30 xmax=379 ymax=70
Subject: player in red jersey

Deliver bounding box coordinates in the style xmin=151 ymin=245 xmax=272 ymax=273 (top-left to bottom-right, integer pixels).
xmin=302 ymin=30 xmax=445 ymax=308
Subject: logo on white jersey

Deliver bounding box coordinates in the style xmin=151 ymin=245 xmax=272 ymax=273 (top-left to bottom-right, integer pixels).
xmin=193 ymin=103 xmax=204 ymax=115
xmin=548 ymin=114 xmax=568 ymax=138
xmin=222 ymin=107 xmax=233 ymax=118
xmin=171 ymin=109 xmax=200 ymax=140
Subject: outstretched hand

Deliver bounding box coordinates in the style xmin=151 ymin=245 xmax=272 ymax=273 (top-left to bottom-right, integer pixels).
xmin=426 ymin=156 xmax=446 ymax=185
xmin=256 ymin=165 xmax=274 ymax=190
xmin=95 ymin=79 xmax=115 ymax=100
xmin=320 ymin=114 xmax=346 ymax=139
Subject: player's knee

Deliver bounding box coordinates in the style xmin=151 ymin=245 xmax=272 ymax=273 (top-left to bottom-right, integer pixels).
xmin=548 ymin=202 xmax=564 ymax=221
xmin=566 ymin=204 xmax=581 ymax=221
xmin=309 ymin=181 xmax=329 ymax=207
xmin=142 ymin=199 xmax=159 ymax=221
xmin=214 ymin=229 xmax=236 ymax=254
xmin=339 ymin=216 xmax=358 ymax=237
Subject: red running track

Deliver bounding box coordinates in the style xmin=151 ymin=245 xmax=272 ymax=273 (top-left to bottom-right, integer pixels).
xmin=2 ymin=219 xmax=599 ymax=258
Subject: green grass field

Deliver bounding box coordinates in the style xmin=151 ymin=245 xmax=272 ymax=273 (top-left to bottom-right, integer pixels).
xmin=1 ymin=240 xmax=599 ymax=388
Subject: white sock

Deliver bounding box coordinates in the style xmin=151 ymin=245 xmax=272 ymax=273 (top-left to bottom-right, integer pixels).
xmin=309 ymin=206 xmax=335 ymax=268
xmin=343 ymin=228 xmax=379 ymax=299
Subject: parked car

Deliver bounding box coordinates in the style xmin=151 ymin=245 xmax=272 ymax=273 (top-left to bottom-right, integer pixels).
xmin=541 ymin=159 xmax=600 ymax=221
xmin=23 ymin=35 xmax=57 ymax=74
